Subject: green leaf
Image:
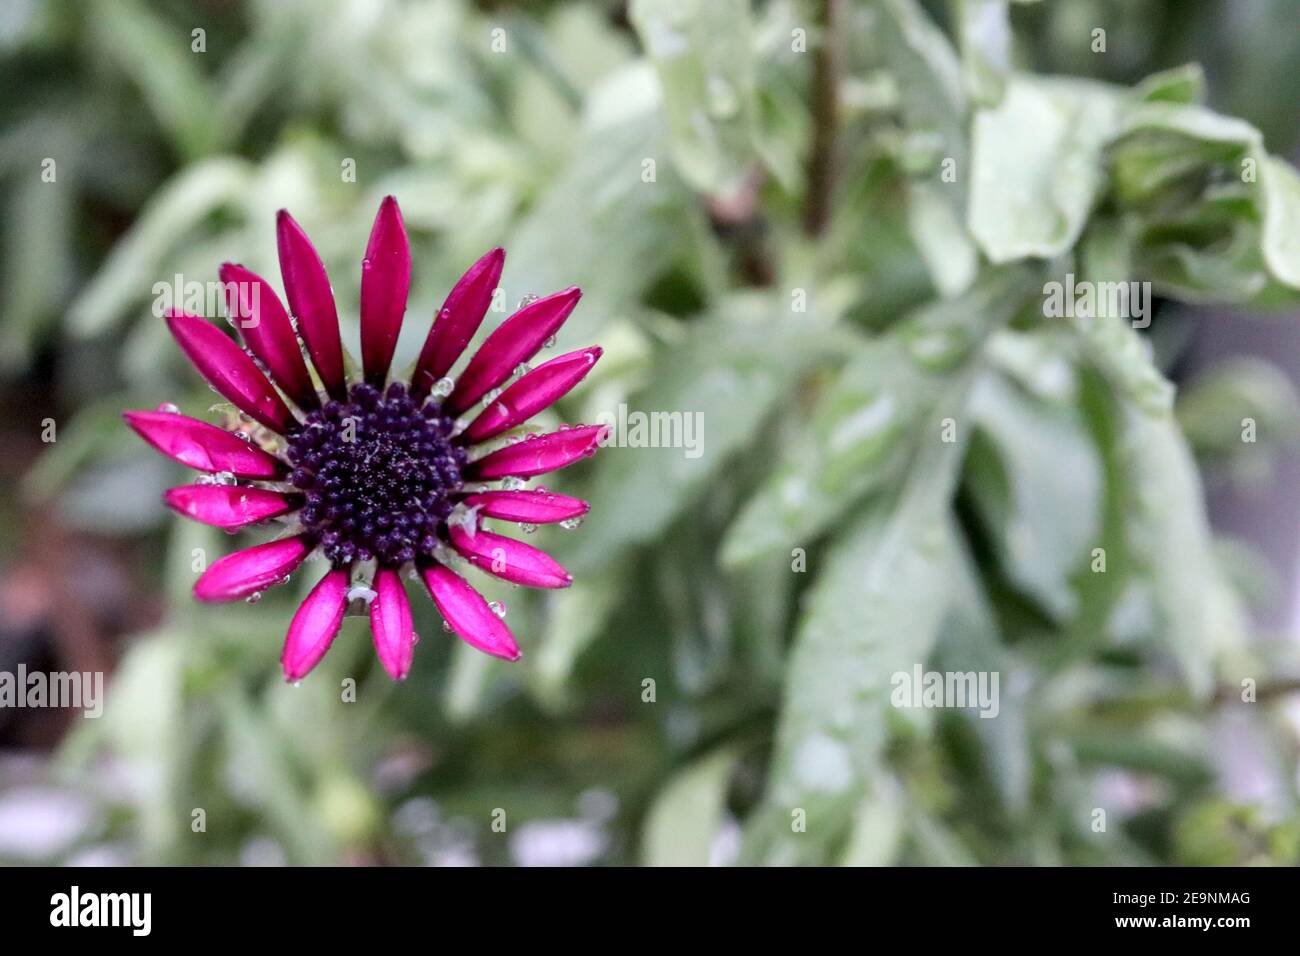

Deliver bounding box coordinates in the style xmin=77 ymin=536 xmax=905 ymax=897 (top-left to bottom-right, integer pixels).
xmin=1117 ymin=408 xmax=1248 ymax=696
xmin=505 ymin=63 xmax=722 ymax=346
xmin=1261 ymin=154 xmax=1300 ymax=289
xmin=969 ymin=75 xmax=1123 ymax=262
xmin=1132 ymin=63 xmax=1206 ymax=105
xmin=966 ymin=368 xmax=1102 ymax=621
xmin=641 ymin=747 xmax=738 ymax=866
xmin=1177 ymin=356 xmax=1300 ymax=461
xmin=68 ymin=158 xmax=252 ymax=336
xmin=528 ymin=558 xmax=629 ymax=711
xmin=1109 ymin=102 xmax=1260 ymax=207
xmin=954 ymin=0 xmax=1012 ymax=106
xmin=629 ymin=0 xmax=760 ymax=195
xmin=90 ymin=632 xmax=185 ymax=860
xmin=218 ymin=685 xmax=336 ymax=865
xmin=742 ymin=428 xmax=967 ymax=864
xmin=0 ymin=175 xmax=71 ymax=373
xmin=721 ymin=266 xmax=1043 ymax=567
xmin=88 ymin=0 xmax=219 ymax=159
xmin=1103 ymin=102 xmax=1300 ymax=303
xmin=906 ymin=180 xmax=978 ymax=297
xmin=876 ymin=0 xmax=969 ymax=182
xmin=839 ymin=777 xmax=904 ymax=866
xmin=1074 ymin=221 xmax=1176 ymax=414
xmin=564 ymin=298 xmax=850 ymax=572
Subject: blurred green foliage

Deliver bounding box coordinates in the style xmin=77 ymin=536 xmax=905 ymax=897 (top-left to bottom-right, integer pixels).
xmin=2 ymin=0 xmax=1300 ymax=866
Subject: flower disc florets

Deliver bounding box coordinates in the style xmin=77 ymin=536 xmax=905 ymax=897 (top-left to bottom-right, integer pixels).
xmin=288 ymin=382 xmax=466 ymax=568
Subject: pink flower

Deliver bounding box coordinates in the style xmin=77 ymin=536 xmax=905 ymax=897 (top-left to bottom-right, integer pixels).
xmin=125 ymin=197 xmax=604 ymax=681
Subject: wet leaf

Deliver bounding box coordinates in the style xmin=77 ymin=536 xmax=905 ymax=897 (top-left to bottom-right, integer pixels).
xmin=629 ymin=0 xmax=760 ymax=195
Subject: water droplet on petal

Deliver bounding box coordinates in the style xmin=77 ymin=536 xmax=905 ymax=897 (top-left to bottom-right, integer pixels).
xmin=156 ymin=402 xmax=180 ymax=414
xmin=432 ymin=376 xmax=455 ymax=399
xmin=543 ymin=334 xmax=557 ymax=349
xmin=519 ymin=522 xmax=538 ymax=535
xmin=488 ymin=600 xmax=507 ymax=619
xmin=246 ymin=591 xmax=263 ymax=604
xmin=560 ymin=516 xmax=584 ymax=531
xmin=517 ymin=293 xmax=539 ymax=310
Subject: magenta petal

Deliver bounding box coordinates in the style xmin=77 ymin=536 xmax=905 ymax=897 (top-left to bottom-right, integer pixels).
xmin=166 ymin=310 xmax=295 ymax=434
xmin=281 ymin=568 xmax=350 ymax=681
xmin=123 ymin=410 xmax=285 ymax=479
xmin=411 ymin=248 xmax=505 ymax=401
xmin=359 ymin=195 xmax=411 ymax=387
xmin=164 ymin=485 xmax=297 ymax=529
xmin=444 ymin=287 xmax=582 ymax=415
xmin=461 ymin=490 xmax=589 ymax=524
xmin=193 ymin=535 xmax=311 ymax=603
xmin=464 ymin=346 xmax=602 ymax=442
xmin=419 ymin=563 xmax=521 ymax=661
xmin=369 ymin=567 xmax=416 ymax=680
xmin=447 ymin=525 xmax=572 ymax=589
xmin=277 ymin=210 xmax=347 ymax=401
xmin=468 ymin=425 xmax=607 ymax=480
xmin=219 ymin=263 xmax=319 ymax=411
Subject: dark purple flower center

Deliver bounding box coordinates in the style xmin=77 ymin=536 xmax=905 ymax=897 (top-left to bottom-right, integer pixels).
xmin=286 ymin=382 xmax=466 ymax=568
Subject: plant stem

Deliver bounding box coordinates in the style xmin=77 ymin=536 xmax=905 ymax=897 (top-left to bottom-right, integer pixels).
xmin=802 ymin=0 xmax=842 ymax=238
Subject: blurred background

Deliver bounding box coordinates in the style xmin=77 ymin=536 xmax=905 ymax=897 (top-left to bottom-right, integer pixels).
xmin=2 ymin=0 xmax=1300 ymax=866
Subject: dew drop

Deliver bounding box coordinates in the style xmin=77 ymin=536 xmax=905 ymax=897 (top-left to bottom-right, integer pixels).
xmin=432 ymin=376 xmax=455 ymax=399
xmin=441 ymin=619 xmax=453 ymax=633
xmin=501 ymin=476 xmax=527 ymax=491
xmin=246 ymin=591 xmax=263 ymax=604
xmin=517 ymin=293 xmax=539 ymax=310
xmin=543 ymin=334 xmax=557 ymax=349
xmin=519 ymin=522 xmax=538 ymax=535
xmin=156 ymin=402 xmax=180 ymax=414
xmin=560 ymin=516 xmax=584 ymax=531
xmin=513 ymin=362 xmax=531 ymax=377
xmin=488 ymin=600 xmax=507 ymax=619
